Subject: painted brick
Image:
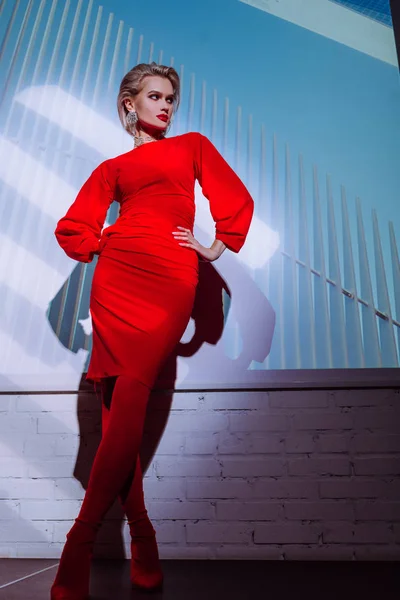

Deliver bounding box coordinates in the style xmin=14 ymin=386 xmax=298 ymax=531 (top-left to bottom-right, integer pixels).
xmin=0 ymin=397 xmax=11 ymax=412
xmin=147 ymin=500 xmax=214 ymax=520
xmin=353 ymin=457 xmax=400 ymax=476
xmin=284 ymin=501 xmax=354 ymax=521
xmin=255 ymin=524 xmax=319 ymax=544
xmin=1 ymin=479 xmax=55 ymax=500
xmin=154 ymin=457 xmax=220 ymax=477
xmin=316 ymin=433 xmax=350 ymax=453
xmin=205 ymin=392 xmax=267 ymax=410
xmin=147 ymin=521 xmax=185 ymax=544
xmin=186 ymin=479 xmax=253 ymax=500
xmin=354 ymin=501 xmax=400 ymax=521
xmin=0 ymin=521 xmax=53 ymax=542
xmin=16 ymin=395 xmax=78 ymax=412
xmin=333 ymin=389 xmax=394 ymax=407
xmin=159 ymin=546 xmax=213 ymax=559
xmin=230 ymin=414 xmax=287 ymax=432
xmin=284 ymin=434 xmax=315 ymax=454
xmin=20 ymin=500 xmax=81 ymax=520
xmin=253 ymin=479 xmax=318 ymax=499
xmin=143 ymin=478 xmax=186 ymax=499
xmin=36 ymin=413 xmax=79 ymax=435
xmin=269 ymin=390 xmax=329 ymax=408
xmin=283 ymin=545 xmax=354 ymax=561
xmin=216 ymin=545 xmax=284 ymax=559
xmin=0 ymin=499 xmax=20 ymax=519
xmin=288 ymin=457 xmax=351 ymax=476
xmin=166 ymin=413 xmax=228 ymax=432
xmin=351 ymin=434 xmax=400 ymax=453
xmin=354 ymin=409 xmax=400 ymax=432
xmin=2 ymin=386 xmax=399 ymax=560
xmin=221 ymin=458 xmax=285 ymax=477
xmin=248 ymin=434 xmax=283 ymax=454
xmin=353 ymin=546 xmax=400 ymax=561
xmin=54 ymin=478 xmax=85 ymax=500
xmin=319 ymin=479 xmax=385 ymax=499
xmin=217 ymin=432 xmax=248 ymax=454
xmin=0 ymin=434 xmax=24 ymax=456
xmin=0 ymin=415 xmax=37 ymax=433
xmin=184 ymin=434 xmax=218 ymax=455
xmin=170 ymin=393 xmax=202 ymax=410
xmin=0 ymin=458 xmax=27 ymax=477
xmin=186 ymin=523 xmax=251 ymax=544
xmin=216 ymin=501 xmax=283 ymax=521
xmin=55 ymin=435 xmax=80 ymax=456
xmin=155 ymin=433 xmax=184 ymax=455
xmin=293 ymin=413 xmax=353 ymax=430
xmin=27 ymin=460 xmax=74 ymax=478
xmin=322 ymin=522 xmax=394 ymax=544
xmin=24 ymin=435 xmax=58 ymax=457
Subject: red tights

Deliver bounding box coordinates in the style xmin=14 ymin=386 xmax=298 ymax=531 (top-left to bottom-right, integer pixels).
xmin=50 ymin=375 xmax=162 ymax=599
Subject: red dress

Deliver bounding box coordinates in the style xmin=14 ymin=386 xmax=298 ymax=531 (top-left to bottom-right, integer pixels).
xmin=55 ymin=132 xmax=254 ymax=388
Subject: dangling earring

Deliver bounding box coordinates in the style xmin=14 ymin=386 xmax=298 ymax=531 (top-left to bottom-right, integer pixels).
xmin=126 ymin=110 xmax=138 ymax=134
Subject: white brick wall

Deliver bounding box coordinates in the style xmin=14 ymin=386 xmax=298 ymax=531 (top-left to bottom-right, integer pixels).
xmin=0 ymin=388 xmax=399 ymax=559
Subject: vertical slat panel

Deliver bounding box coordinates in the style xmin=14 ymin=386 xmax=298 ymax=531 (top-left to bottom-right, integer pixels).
xmin=136 ymin=33 xmax=143 ymax=63
xmin=297 ymin=154 xmax=316 ymax=368
xmin=389 ymin=222 xmax=400 ymax=354
xmin=108 ymin=19 xmax=124 ymax=93
xmin=246 ymin=113 xmax=252 ymax=189
xmin=175 ymin=63 xmax=184 ymax=134
xmin=186 ymin=72 xmax=195 ymax=132
xmin=0 ymin=0 xmax=35 ymax=107
xmin=210 ymin=89 xmax=217 ymax=144
xmin=235 ymin=105 xmax=241 ymax=175
xmin=222 ymin=97 xmax=229 ymax=157
xmin=312 ymin=166 xmax=332 ymax=367
xmin=282 ymin=144 xmax=300 ymax=368
xmin=200 ymin=80 xmax=206 ymax=134
xmin=1 ymin=0 xmax=69 ymax=369
xmin=341 ymin=187 xmax=364 ymax=367
xmin=148 ymin=41 xmax=154 ymax=63
xmin=92 ymin=11 xmax=113 ymax=106
xmin=52 ymin=1 xmax=99 ymax=346
xmin=356 ymin=197 xmax=382 ymax=366
xmin=326 ymin=175 xmax=347 ymax=367
xmin=123 ymin=27 xmax=134 ymax=75
xmin=372 ymin=209 xmax=398 ymax=365
xmin=266 ymin=135 xmax=283 ymax=369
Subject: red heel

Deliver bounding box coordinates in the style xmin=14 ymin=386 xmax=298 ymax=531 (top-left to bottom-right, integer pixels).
xmin=128 ymin=517 xmax=164 ymax=592
xmin=50 ymin=519 xmax=99 ymax=600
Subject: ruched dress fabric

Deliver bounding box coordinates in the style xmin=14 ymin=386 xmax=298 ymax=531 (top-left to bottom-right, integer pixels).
xmin=55 ymin=132 xmax=254 ymax=388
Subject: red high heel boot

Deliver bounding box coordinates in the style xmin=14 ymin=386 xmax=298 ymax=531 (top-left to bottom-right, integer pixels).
xmin=50 ymin=519 xmax=99 ymax=600
xmin=128 ymin=510 xmax=164 ymax=592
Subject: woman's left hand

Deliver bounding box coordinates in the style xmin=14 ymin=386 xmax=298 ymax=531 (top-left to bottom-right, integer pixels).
xmin=172 ymin=226 xmax=220 ymax=262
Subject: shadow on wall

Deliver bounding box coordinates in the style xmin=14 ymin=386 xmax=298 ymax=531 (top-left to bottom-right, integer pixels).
xmin=72 ymin=258 xmax=276 ymax=557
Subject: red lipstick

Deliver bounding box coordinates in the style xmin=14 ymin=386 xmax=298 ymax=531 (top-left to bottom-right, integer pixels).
xmin=157 ymin=114 xmax=168 ymax=122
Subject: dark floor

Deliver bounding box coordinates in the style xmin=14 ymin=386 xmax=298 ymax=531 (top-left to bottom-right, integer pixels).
xmin=0 ymin=559 xmax=398 ymax=599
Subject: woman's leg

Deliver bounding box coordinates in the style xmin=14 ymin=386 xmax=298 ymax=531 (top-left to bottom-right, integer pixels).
xmin=51 ymin=375 xmax=150 ymax=599
xmin=101 ymin=381 xmax=163 ymax=590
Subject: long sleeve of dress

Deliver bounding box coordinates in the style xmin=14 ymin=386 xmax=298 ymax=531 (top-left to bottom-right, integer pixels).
xmin=193 ymin=133 xmax=254 ymax=253
xmin=54 ymin=161 xmax=115 ymax=263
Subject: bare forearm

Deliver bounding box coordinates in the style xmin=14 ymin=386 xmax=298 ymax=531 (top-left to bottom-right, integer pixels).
xmin=208 ymin=238 xmax=226 ymax=261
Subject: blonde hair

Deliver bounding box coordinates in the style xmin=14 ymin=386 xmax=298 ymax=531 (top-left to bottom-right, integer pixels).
xmin=117 ymin=62 xmax=180 ymax=137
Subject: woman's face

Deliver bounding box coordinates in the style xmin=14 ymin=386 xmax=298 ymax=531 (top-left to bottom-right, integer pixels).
xmin=125 ymin=75 xmax=175 ymax=134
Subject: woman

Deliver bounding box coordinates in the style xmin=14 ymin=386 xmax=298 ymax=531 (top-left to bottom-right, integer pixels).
xmin=51 ymin=62 xmax=254 ymax=599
